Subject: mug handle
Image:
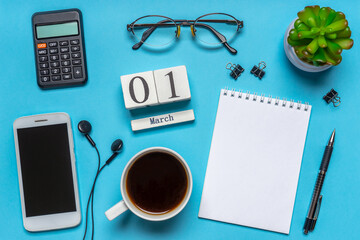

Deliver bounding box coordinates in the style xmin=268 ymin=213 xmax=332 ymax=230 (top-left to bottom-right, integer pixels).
xmin=105 ymin=200 xmax=128 ymax=221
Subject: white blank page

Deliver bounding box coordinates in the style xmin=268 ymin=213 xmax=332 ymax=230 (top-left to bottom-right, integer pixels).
xmin=199 ymin=89 xmax=311 ymax=234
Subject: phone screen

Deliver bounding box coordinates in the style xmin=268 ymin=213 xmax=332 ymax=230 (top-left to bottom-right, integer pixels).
xmin=17 ymin=123 xmax=76 ymax=217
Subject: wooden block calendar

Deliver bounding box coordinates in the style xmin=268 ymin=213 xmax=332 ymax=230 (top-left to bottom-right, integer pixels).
xmin=120 ymin=65 xmax=191 ymax=109
xmin=121 ymin=70 xmax=159 ymax=109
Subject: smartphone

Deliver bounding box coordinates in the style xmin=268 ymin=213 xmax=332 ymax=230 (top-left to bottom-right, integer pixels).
xmin=13 ymin=112 xmax=81 ymax=232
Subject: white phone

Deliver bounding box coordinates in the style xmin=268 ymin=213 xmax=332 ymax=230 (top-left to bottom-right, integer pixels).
xmin=13 ymin=112 xmax=81 ymax=232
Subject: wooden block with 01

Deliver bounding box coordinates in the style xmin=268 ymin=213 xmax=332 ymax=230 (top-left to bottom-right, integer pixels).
xmin=153 ymin=65 xmax=191 ymax=104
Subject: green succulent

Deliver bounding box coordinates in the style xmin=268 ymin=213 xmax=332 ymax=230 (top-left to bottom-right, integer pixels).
xmin=287 ymin=5 xmax=354 ymax=66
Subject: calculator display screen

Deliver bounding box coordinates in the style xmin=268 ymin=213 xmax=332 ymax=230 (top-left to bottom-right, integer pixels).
xmin=36 ymin=21 xmax=78 ymax=39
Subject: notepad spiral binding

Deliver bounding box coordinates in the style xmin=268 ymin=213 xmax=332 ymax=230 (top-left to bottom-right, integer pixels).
xmin=223 ymin=87 xmax=309 ymax=111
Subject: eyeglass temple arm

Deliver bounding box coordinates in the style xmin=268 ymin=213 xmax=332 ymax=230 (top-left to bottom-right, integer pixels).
xmin=196 ymin=19 xmax=243 ymax=26
xmin=132 ymin=19 xmax=172 ymax=50
xmin=195 ymin=23 xmax=237 ymax=54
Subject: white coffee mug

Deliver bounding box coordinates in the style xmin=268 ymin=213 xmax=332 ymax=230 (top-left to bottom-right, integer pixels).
xmin=105 ymin=147 xmax=192 ymax=221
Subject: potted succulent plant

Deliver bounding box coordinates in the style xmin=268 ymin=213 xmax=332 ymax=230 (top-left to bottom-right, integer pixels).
xmin=284 ymin=5 xmax=354 ymax=72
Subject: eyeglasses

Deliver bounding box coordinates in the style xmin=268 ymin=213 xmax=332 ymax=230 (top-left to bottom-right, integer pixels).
xmin=127 ymin=13 xmax=244 ymax=54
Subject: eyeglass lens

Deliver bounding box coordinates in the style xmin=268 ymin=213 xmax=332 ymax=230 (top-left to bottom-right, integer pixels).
xmin=132 ymin=16 xmax=177 ymax=47
xmin=194 ymin=13 xmax=238 ymax=45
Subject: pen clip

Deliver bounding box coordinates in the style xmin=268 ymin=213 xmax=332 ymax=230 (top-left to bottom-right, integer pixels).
xmin=310 ymin=195 xmax=323 ymax=231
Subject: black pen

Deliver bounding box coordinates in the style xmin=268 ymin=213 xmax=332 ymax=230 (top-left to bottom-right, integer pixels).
xmin=303 ymin=129 xmax=335 ymax=234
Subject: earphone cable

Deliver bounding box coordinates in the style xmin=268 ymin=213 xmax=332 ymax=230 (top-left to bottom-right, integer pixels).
xmin=91 ymin=146 xmax=101 ymax=240
xmin=78 ymin=121 xmax=122 ymax=240
xmin=90 ymin=164 xmax=107 ymax=240
xmin=83 ymin=146 xmax=101 ymax=240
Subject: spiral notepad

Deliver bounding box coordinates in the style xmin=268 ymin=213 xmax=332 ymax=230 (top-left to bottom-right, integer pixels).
xmin=199 ymin=88 xmax=312 ymax=234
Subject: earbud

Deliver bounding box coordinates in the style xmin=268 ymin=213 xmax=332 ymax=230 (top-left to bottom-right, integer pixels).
xmin=78 ymin=120 xmax=123 ymax=164
xmin=78 ymin=120 xmax=96 ymax=147
xmin=106 ymin=139 xmax=123 ymax=165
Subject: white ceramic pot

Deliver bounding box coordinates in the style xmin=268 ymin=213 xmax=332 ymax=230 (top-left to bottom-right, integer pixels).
xmin=284 ymin=19 xmax=332 ymax=72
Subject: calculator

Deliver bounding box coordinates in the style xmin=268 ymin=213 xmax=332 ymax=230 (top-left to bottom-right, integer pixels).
xmin=32 ymin=9 xmax=87 ymax=88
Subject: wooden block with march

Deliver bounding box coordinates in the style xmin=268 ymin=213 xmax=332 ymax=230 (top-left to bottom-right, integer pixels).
xmin=131 ymin=109 xmax=195 ymax=131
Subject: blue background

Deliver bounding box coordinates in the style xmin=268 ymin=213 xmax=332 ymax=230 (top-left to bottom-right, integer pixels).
xmin=0 ymin=0 xmax=359 ymax=239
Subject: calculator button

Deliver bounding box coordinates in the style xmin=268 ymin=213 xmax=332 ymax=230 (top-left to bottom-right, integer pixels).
xmin=49 ymin=42 xmax=57 ymax=47
xmin=61 ymin=60 xmax=71 ymax=66
xmin=40 ymin=69 xmax=49 ymax=75
xmin=60 ymin=47 xmax=69 ymax=53
xmin=63 ymin=74 xmax=72 ymax=80
xmin=59 ymin=41 xmax=69 ymax=46
xmin=62 ymin=67 xmax=71 ymax=73
xmin=73 ymin=66 xmax=83 ymax=79
xmin=39 ymin=63 xmax=49 ymax=68
xmin=72 ymin=53 xmax=81 ymax=58
xmin=61 ymin=54 xmax=70 ymax=60
xmin=70 ymin=39 xmax=79 ymax=45
xmin=39 ymin=56 xmax=48 ymax=62
xmin=41 ymin=76 xmax=50 ymax=82
xmin=38 ymin=49 xmax=47 ymax=55
xmin=50 ymin=61 xmax=60 ymax=67
xmin=51 ymin=68 xmax=60 ymax=74
xmin=37 ymin=43 xmax=47 ymax=48
xmin=72 ymin=59 xmax=82 ymax=65
xmin=50 ymin=55 xmax=59 ymax=61
xmin=52 ymin=75 xmax=61 ymax=81
xmin=49 ymin=48 xmax=58 ymax=54
xmin=71 ymin=46 xmax=80 ymax=52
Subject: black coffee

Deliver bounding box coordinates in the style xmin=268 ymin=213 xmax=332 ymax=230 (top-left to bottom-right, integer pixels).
xmin=126 ymin=151 xmax=188 ymax=214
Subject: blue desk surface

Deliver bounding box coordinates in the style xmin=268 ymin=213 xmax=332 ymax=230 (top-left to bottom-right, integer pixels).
xmin=1 ymin=0 xmax=359 ymax=239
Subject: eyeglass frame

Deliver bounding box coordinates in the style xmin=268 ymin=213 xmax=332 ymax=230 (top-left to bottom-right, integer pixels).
xmin=127 ymin=13 xmax=244 ymax=54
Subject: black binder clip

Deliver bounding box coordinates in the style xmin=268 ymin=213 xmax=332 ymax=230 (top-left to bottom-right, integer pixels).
xmin=250 ymin=61 xmax=266 ymax=79
xmin=226 ymin=62 xmax=244 ymax=80
xmin=323 ymin=88 xmax=341 ymax=107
